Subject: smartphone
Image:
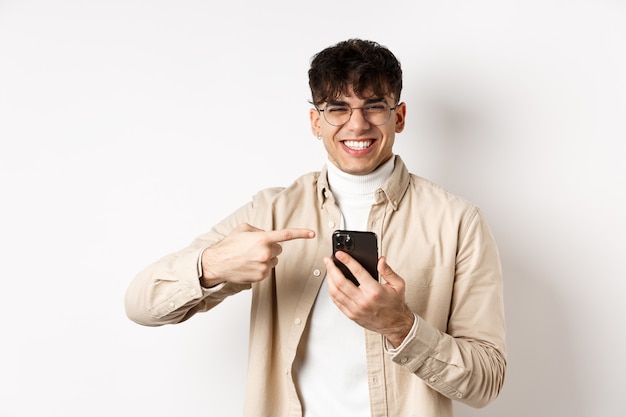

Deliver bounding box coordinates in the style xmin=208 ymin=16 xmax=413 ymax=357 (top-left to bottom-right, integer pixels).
xmin=332 ymin=230 xmax=379 ymax=286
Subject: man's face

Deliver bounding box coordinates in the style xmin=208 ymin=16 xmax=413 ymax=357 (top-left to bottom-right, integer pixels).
xmin=310 ymin=89 xmax=406 ymax=175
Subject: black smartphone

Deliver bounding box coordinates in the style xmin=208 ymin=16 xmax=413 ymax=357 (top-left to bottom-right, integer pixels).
xmin=332 ymin=230 xmax=379 ymax=286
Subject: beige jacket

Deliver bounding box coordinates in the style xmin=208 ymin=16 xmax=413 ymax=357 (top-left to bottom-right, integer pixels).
xmin=125 ymin=156 xmax=506 ymax=417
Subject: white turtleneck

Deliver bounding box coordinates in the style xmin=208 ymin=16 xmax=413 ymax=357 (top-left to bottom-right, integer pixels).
xmin=326 ymin=156 xmax=394 ymax=230
xmin=294 ymin=157 xmax=395 ymax=417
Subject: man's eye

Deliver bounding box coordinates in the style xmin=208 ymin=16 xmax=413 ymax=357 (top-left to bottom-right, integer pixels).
xmin=365 ymin=104 xmax=386 ymax=112
xmin=327 ymin=106 xmax=350 ymax=113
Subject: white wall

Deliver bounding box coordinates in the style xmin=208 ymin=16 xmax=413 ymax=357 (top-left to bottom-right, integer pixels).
xmin=1 ymin=1 xmax=625 ymax=416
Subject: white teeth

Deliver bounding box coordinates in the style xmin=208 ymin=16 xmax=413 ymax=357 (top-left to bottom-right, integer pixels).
xmin=344 ymin=140 xmax=372 ymax=150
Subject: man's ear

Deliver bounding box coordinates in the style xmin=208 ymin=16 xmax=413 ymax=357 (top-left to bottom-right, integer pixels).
xmin=395 ymin=102 xmax=407 ymax=133
xmin=310 ymin=107 xmax=321 ymax=135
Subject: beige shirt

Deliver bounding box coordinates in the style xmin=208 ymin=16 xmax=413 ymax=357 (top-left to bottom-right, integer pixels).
xmin=125 ymin=156 xmax=507 ymax=417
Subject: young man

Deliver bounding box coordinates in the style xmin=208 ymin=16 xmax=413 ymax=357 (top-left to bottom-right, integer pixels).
xmin=125 ymin=39 xmax=506 ymax=417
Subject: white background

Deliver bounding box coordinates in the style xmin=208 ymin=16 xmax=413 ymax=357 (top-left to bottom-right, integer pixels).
xmin=1 ymin=0 xmax=625 ymax=416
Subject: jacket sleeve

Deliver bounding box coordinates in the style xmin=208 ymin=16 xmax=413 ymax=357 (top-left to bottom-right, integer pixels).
xmin=124 ymin=200 xmax=259 ymax=327
xmin=389 ymin=208 xmax=507 ymax=408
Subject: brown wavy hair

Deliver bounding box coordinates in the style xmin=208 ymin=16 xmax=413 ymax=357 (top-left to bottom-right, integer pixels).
xmin=308 ymin=39 xmax=403 ymax=106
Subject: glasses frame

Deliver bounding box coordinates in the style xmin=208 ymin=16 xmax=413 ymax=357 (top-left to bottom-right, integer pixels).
xmin=316 ymin=101 xmax=398 ymax=126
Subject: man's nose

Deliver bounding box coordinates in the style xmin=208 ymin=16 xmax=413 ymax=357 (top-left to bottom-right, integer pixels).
xmin=346 ymin=107 xmax=371 ymax=129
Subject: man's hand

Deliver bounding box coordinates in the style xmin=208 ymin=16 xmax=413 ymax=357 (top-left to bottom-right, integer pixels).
xmin=201 ymin=223 xmax=315 ymax=287
xmin=324 ymin=252 xmax=415 ymax=348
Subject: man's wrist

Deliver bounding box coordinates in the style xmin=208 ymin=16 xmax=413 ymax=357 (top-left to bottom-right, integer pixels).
xmin=385 ymin=310 xmax=416 ymax=349
xmin=199 ymin=246 xmax=225 ymax=288
xmin=199 ymin=275 xmax=225 ymax=289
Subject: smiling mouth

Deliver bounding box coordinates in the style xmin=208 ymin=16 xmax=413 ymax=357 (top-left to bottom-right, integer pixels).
xmin=343 ymin=140 xmax=373 ymax=150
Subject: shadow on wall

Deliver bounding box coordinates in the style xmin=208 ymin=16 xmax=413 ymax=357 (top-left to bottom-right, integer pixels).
xmin=403 ymin=68 xmax=586 ymax=417
xmin=457 ymin=257 xmax=584 ymax=417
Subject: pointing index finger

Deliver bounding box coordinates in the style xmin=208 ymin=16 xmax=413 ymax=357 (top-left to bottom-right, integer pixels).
xmin=266 ymin=228 xmax=316 ymax=243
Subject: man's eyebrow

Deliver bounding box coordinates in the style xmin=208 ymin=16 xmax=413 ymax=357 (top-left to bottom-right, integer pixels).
xmin=326 ymin=97 xmax=386 ymax=106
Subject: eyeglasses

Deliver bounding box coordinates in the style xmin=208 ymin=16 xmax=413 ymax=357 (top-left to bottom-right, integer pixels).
xmin=316 ymin=102 xmax=397 ymax=126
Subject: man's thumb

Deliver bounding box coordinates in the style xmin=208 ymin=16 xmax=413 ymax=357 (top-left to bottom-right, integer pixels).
xmin=378 ymin=256 xmax=401 ymax=286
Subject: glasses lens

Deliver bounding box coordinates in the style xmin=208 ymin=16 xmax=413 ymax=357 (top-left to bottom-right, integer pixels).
xmin=363 ymin=103 xmax=392 ymax=126
xmin=322 ymin=103 xmax=392 ymax=126
xmin=323 ymin=105 xmax=351 ymax=126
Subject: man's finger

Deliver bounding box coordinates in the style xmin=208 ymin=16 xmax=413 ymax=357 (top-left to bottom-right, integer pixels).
xmin=334 ymin=251 xmax=376 ymax=287
xmin=265 ymin=228 xmax=316 ymax=243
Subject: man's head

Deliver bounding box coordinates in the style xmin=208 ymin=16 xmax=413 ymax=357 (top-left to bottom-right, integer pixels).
xmin=308 ymin=39 xmax=406 ymax=175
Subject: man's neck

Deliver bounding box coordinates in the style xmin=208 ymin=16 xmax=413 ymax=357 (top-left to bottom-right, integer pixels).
xmin=326 ymin=156 xmax=395 ymax=197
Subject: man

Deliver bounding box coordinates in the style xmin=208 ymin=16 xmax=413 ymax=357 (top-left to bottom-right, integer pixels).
xmin=125 ymin=39 xmax=506 ymax=417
